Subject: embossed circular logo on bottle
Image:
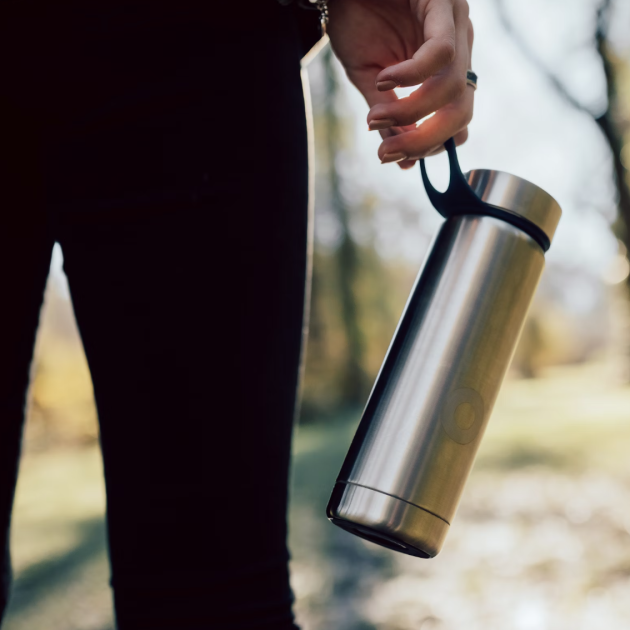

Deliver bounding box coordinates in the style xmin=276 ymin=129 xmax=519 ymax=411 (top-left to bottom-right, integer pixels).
xmin=441 ymin=388 xmax=485 ymax=445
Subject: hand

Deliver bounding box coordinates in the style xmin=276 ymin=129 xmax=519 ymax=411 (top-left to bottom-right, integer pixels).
xmin=327 ymin=0 xmax=474 ymax=170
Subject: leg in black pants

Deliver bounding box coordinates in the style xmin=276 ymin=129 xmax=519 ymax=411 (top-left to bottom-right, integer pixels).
xmin=0 ymin=106 xmax=56 ymax=620
xmin=0 ymin=5 xmax=308 ymax=628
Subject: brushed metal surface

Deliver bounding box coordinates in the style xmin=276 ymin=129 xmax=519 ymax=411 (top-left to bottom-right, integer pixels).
xmin=327 ymin=482 xmax=449 ymax=558
xmin=328 ymin=214 xmax=546 ymax=556
xmin=466 ymin=169 xmax=562 ymax=244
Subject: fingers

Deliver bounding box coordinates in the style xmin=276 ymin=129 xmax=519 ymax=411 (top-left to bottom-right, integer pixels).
xmin=375 ymin=0 xmax=457 ymax=90
xmin=369 ymin=69 xmax=466 ymax=129
xmin=378 ymin=84 xmax=474 ymax=162
xmin=351 ymin=69 xmax=400 ymax=111
xmin=424 ymin=127 xmax=469 ymax=156
xmin=377 ymin=124 xmax=420 ymax=170
xmin=393 ymin=126 xmax=469 ymax=170
xmin=368 ymin=1 xmax=471 ymax=130
xmin=377 ymin=125 xmax=418 ymax=143
xmin=376 ymin=0 xmax=475 ymax=169
xmin=398 ymin=159 xmax=419 ymax=170
xmin=346 ymin=68 xmax=403 ymax=132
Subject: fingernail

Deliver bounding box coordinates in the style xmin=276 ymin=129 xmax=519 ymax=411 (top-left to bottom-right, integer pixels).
xmin=399 ymin=161 xmax=416 ymax=170
xmin=368 ymin=118 xmax=396 ymax=131
xmin=376 ymin=80 xmax=398 ymax=91
xmin=381 ymin=152 xmax=408 ymax=164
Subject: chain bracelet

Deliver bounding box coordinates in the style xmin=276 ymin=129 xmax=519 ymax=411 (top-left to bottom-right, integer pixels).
xmin=313 ymin=0 xmax=329 ymax=36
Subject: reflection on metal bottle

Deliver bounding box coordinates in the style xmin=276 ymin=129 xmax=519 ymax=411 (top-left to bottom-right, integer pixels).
xmin=326 ymin=139 xmax=562 ymax=558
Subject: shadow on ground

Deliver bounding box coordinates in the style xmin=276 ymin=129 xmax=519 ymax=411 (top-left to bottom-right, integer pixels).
xmin=3 ymin=517 xmax=113 ymax=630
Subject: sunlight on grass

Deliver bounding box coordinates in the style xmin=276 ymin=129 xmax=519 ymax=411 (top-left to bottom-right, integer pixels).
xmin=290 ymin=363 xmax=630 ymax=630
xmin=6 ymin=361 xmax=630 ymax=629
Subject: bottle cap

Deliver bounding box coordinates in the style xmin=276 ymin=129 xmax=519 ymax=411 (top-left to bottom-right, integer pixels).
xmin=466 ymin=169 xmax=562 ymax=246
xmin=420 ymin=139 xmax=562 ymax=251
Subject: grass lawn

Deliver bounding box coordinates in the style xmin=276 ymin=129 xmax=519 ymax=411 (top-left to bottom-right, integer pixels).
xmin=5 ymin=362 xmax=630 ymax=629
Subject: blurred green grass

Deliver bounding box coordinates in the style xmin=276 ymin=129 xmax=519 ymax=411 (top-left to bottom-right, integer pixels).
xmin=5 ymin=362 xmax=630 ymax=629
xmin=479 ymin=363 xmax=630 ymax=475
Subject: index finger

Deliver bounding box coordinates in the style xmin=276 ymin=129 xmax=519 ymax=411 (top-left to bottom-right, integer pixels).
xmin=375 ymin=0 xmax=461 ymax=91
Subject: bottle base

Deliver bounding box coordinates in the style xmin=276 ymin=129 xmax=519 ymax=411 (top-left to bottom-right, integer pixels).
xmin=326 ymin=481 xmax=449 ymax=558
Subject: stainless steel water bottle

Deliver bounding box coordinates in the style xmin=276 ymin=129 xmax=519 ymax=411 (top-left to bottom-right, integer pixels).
xmin=326 ymin=139 xmax=562 ymax=558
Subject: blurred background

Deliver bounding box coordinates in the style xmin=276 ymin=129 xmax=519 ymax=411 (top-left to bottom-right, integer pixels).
xmin=4 ymin=0 xmax=630 ymax=628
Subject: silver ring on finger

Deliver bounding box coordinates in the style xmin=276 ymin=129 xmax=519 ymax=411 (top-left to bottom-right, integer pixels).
xmin=466 ymin=70 xmax=478 ymax=90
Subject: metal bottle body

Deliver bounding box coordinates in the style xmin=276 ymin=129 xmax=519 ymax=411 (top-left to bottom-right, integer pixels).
xmin=327 ymin=213 xmax=545 ymax=557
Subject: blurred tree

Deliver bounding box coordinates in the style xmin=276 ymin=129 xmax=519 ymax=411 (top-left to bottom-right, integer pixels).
xmin=496 ymin=0 xmax=630 ymax=279
xmin=318 ymin=47 xmax=370 ymax=407
xmin=495 ymin=0 xmax=630 ymax=376
xmin=512 ymin=315 xmax=544 ymax=379
xmin=27 ymin=275 xmax=99 ymax=451
xmin=300 ymin=48 xmax=420 ymax=420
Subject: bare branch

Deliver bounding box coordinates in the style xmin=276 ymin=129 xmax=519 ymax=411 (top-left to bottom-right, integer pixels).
xmin=494 ymin=0 xmax=630 ymax=248
xmin=593 ymin=1 xmax=630 ymax=243
xmin=493 ymin=0 xmax=599 ymax=117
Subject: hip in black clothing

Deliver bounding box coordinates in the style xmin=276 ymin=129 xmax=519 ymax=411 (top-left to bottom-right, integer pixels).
xmin=0 ymin=4 xmax=309 ymax=628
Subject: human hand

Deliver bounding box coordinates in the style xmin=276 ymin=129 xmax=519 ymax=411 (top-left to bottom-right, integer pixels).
xmin=327 ymin=0 xmax=474 ymax=169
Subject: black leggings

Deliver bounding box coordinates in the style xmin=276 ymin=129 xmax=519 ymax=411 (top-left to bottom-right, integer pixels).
xmin=0 ymin=5 xmax=308 ymax=628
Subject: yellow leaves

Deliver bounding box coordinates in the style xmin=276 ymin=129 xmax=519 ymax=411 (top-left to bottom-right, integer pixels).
xmin=25 ymin=280 xmax=99 ymax=451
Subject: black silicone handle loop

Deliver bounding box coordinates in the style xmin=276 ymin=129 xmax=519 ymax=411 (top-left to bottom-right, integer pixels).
xmin=420 ymin=138 xmax=482 ymax=218
xmin=419 ymin=138 xmax=550 ymax=252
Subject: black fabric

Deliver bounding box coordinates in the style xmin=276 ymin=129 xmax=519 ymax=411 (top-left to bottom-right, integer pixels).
xmin=292 ymin=2 xmax=324 ymax=58
xmin=0 ymin=3 xmax=308 ymax=628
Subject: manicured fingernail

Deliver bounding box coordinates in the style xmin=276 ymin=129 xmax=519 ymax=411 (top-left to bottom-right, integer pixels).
xmin=368 ymin=118 xmax=396 ymax=131
xmin=381 ymin=152 xmax=408 ymax=164
xmin=376 ymin=80 xmax=399 ymax=91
